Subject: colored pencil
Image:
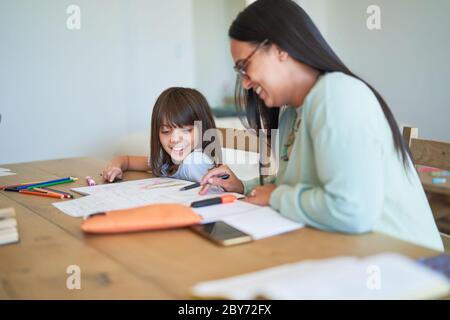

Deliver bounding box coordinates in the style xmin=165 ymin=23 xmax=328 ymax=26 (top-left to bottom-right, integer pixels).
xmin=33 ymin=187 xmax=73 ymax=199
xmin=37 ymin=187 xmax=74 ymax=198
xmin=25 ymin=179 xmax=77 ymax=190
xmin=0 ymin=181 xmax=43 ymax=191
xmin=18 ymin=190 xmax=64 ymax=199
xmin=12 ymin=177 xmax=75 ymax=190
xmin=15 ymin=177 xmax=78 ymax=190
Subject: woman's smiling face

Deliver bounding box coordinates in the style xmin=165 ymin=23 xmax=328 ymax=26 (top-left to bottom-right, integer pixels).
xmin=230 ymin=39 xmax=320 ymax=109
xmin=230 ymin=39 xmax=291 ymax=107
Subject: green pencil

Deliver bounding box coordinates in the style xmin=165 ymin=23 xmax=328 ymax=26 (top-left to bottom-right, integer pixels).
xmin=25 ymin=177 xmax=78 ymax=190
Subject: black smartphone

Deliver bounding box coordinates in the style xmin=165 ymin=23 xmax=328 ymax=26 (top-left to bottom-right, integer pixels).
xmin=191 ymin=221 xmax=253 ymax=246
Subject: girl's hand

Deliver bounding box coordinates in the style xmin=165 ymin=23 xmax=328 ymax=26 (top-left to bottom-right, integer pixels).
xmin=199 ymin=165 xmax=244 ymax=195
xmin=102 ymin=165 xmax=123 ymax=183
xmin=244 ymin=184 xmax=277 ymax=206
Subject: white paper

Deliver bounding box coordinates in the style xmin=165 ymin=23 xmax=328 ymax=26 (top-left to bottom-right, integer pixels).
xmin=52 ymin=189 xmax=172 ymax=217
xmin=55 ymin=178 xmax=243 ymax=218
xmin=191 ymin=253 xmax=450 ymax=300
xmin=0 ymin=171 xmax=16 ymax=177
xmin=192 ymin=200 xmax=304 ymax=240
xmin=0 ymin=212 xmax=19 ymax=246
xmin=192 ymin=200 xmax=259 ymax=223
xmin=221 ymin=206 xmax=304 ymax=240
xmin=71 ymin=177 xmax=190 ymax=196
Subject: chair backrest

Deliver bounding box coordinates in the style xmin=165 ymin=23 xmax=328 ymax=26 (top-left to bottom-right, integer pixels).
xmin=217 ymin=127 xmax=262 ymax=153
xmin=402 ymin=127 xmax=450 ymax=171
xmin=217 ymin=127 xmax=274 ymax=178
xmin=403 ymin=127 xmax=450 ymax=249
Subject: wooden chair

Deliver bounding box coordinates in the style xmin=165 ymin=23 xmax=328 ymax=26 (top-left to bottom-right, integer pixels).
xmin=217 ymin=127 xmax=260 ymax=153
xmin=217 ymin=127 xmax=273 ymax=158
xmin=403 ymin=126 xmax=450 ymax=252
xmin=217 ymin=127 xmax=274 ymax=182
xmin=403 ymin=127 xmax=450 ymax=171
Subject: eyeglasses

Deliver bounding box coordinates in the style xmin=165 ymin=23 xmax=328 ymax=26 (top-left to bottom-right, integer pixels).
xmin=233 ymin=39 xmax=269 ymax=80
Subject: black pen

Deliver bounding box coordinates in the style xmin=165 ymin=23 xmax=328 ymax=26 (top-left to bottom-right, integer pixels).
xmin=179 ymin=182 xmax=201 ymax=191
xmin=220 ymin=174 xmax=230 ymax=180
xmin=180 ymin=174 xmax=230 ymax=191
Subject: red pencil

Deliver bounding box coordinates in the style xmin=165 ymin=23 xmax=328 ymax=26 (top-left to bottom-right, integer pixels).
xmin=33 ymin=187 xmax=73 ymax=199
xmin=18 ymin=190 xmax=64 ymax=199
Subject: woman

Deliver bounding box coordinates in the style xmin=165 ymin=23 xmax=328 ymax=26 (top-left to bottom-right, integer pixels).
xmin=200 ymin=0 xmax=443 ymax=251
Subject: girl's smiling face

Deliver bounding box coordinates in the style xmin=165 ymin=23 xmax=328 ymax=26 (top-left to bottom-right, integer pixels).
xmin=159 ymin=124 xmax=198 ymax=163
xmin=149 ymin=87 xmax=218 ymax=176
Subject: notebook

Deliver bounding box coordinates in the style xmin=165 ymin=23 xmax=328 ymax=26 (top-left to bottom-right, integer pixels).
xmin=0 ymin=207 xmax=19 ymax=246
xmin=190 ymin=253 xmax=450 ymax=300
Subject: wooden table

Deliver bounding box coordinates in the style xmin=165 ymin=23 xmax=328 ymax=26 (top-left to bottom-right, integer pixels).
xmin=418 ymin=170 xmax=450 ymax=235
xmin=419 ymin=171 xmax=450 ymax=197
xmin=0 ymin=157 xmax=442 ymax=299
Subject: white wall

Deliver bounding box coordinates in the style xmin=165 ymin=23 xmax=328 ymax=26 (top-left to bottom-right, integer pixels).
xmin=297 ymin=0 xmax=450 ymax=142
xmin=0 ymin=0 xmax=195 ymax=164
xmin=295 ymin=0 xmax=328 ymax=34
xmin=192 ymin=0 xmax=245 ymax=107
xmin=2 ymin=0 xmax=449 ymax=165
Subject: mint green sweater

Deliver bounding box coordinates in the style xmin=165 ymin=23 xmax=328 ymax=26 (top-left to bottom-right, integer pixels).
xmin=244 ymin=72 xmax=443 ymax=251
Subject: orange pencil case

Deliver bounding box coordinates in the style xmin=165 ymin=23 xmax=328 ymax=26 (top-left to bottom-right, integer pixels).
xmin=81 ymin=203 xmax=203 ymax=234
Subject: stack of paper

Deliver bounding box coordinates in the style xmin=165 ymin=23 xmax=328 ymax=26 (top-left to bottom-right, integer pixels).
xmin=0 ymin=167 xmax=16 ymax=177
xmin=54 ymin=178 xmax=243 ymax=218
xmin=0 ymin=207 xmax=19 ymax=246
xmin=191 ymin=253 xmax=450 ymax=300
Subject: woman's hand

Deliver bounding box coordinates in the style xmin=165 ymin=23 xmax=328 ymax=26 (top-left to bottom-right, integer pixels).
xmin=102 ymin=165 xmax=123 ymax=183
xmin=244 ymin=184 xmax=277 ymax=206
xmin=199 ymin=165 xmax=244 ymax=195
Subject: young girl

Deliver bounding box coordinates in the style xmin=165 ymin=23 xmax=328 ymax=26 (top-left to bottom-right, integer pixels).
xmin=103 ymin=87 xmax=220 ymax=183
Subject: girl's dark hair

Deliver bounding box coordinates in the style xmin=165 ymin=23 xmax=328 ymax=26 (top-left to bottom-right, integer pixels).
xmin=150 ymin=87 xmax=220 ymax=176
xmin=229 ymin=0 xmax=411 ymax=166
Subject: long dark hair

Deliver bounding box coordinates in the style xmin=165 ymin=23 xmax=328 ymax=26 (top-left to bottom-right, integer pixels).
xmin=150 ymin=87 xmax=219 ymax=176
xmin=229 ymin=0 xmax=411 ymax=167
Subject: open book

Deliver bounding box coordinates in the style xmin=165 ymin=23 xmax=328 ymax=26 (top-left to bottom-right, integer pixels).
xmin=191 ymin=253 xmax=449 ymax=300
xmin=0 ymin=207 xmax=19 ymax=246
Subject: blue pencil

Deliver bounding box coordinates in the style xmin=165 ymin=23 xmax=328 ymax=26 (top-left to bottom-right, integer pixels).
xmin=14 ymin=177 xmax=77 ymax=190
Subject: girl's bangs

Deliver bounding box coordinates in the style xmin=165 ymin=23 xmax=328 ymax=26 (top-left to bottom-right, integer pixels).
xmin=158 ymin=101 xmax=196 ymax=129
